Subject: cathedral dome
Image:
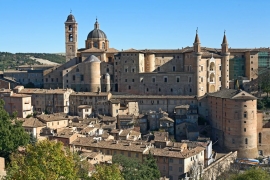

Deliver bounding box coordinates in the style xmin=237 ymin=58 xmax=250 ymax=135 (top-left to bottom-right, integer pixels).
xmin=87 ymin=19 xmax=107 ymax=39
xmin=66 ymin=14 xmax=76 ymax=22
xmin=87 ymin=29 xmax=107 ymax=39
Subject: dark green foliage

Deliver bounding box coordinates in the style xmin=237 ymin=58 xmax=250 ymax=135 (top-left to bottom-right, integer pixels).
xmin=257 ymin=97 xmax=270 ymax=110
xmin=0 ymin=52 xmax=65 ymax=71
xmin=230 ymin=167 xmax=270 ymax=180
xmin=257 ymin=69 xmax=270 ymax=97
xmin=113 ymin=153 xmax=160 ymax=180
xmin=0 ymin=99 xmax=30 ymax=161
xmin=28 ymin=133 xmax=37 ymax=145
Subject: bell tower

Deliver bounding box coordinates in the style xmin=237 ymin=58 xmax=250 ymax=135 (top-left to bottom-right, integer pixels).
xmin=65 ymin=12 xmax=78 ymax=62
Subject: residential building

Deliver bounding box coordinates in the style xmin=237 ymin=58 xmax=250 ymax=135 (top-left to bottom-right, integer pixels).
xmin=15 ymin=86 xmax=73 ymax=114
xmin=0 ymin=90 xmax=33 ymax=118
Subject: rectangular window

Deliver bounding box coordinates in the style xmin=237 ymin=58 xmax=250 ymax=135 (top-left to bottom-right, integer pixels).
xmin=176 ymin=76 xmax=180 ymax=82
xmin=80 ymin=75 xmax=84 ymax=81
xmin=164 ymin=77 xmax=167 ymax=82
xmin=152 ymin=77 xmax=156 ymax=83
xmin=73 ymin=75 xmax=75 ymax=81
xmin=169 ymin=166 xmax=172 ymax=171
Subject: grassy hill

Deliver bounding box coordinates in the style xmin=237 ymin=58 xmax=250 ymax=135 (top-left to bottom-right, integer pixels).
xmin=0 ymin=52 xmax=66 ymax=70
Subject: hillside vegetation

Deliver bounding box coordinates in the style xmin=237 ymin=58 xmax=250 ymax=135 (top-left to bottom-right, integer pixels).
xmin=0 ymin=52 xmax=65 ymax=70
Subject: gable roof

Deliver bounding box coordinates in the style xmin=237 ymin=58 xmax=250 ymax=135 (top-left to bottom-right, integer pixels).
xmin=207 ymin=89 xmax=257 ymax=100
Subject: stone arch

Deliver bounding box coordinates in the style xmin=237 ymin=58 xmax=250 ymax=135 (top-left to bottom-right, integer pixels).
xmin=210 ymin=62 xmax=215 ymax=71
xmin=209 ymin=85 xmax=215 ymax=92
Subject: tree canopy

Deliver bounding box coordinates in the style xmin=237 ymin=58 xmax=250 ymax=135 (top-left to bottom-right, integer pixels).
xmin=112 ymin=153 xmax=160 ymax=180
xmin=230 ymin=167 xmax=270 ymax=180
xmin=6 ymin=140 xmax=89 ymax=180
xmin=91 ymin=164 xmax=124 ymax=180
xmin=0 ymin=99 xmax=29 ymax=161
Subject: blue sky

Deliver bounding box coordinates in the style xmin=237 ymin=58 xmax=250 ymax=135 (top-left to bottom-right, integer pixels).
xmin=0 ymin=0 xmax=270 ymax=53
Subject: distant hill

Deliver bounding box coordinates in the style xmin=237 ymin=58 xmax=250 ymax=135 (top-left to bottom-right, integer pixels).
xmin=0 ymin=52 xmax=66 ymax=70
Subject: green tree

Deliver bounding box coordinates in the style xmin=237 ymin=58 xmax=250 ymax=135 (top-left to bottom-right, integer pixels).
xmin=6 ymin=140 xmax=89 ymax=180
xmin=112 ymin=153 xmax=160 ymax=180
xmin=0 ymin=99 xmax=29 ymax=161
xmin=142 ymin=153 xmax=160 ymax=180
xmin=91 ymin=164 xmax=124 ymax=180
xmin=230 ymin=167 xmax=270 ymax=180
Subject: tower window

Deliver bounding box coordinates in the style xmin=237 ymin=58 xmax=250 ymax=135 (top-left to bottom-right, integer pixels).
xmin=68 ymin=25 xmax=73 ymax=31
xmin=259 ymin=133 xmax=262 ymax=143
xmin=245 ymin=138 xmax=248 ymax=144
xmin=69 ymin=34 xmax=73 ymax=42
xmin=102 ymin=42 xmax=105 ymax=49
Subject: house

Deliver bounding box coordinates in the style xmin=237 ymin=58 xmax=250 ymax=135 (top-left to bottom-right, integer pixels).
xmin=0 ymin=90 xmax=33 ymax=118
xmin=20 ymin=117 xmax=46 ymax=140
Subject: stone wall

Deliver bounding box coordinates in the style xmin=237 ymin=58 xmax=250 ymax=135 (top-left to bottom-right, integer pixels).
xmin=202 ymin=151 xmax=237 ymax=180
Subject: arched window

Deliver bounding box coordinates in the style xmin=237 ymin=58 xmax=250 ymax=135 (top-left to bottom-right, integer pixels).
xmin=210 ymin=73 xmax=215 ymax=82
xmin=173 ymin=66 xmax=176 ymax=72
xmin=102 ymin=42 xmax=105 ymax=49
xmin=245 ymin=138 xmax=248 ymax=144
xmin=210 ymin=62 xmax=215 ymax=71
xmin=93 ymin=42 xmax=98 ymax=48
xmin=68 ymin=25 xmax=73 ymax=31
xmin=69 ymin=34 xmax=73 ymax=42
xmin=259 ymin=133 xmax=262 ymax=143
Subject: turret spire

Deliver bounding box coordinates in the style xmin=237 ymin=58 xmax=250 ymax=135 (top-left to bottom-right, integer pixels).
xmin=222 ymin=30 xmax=228 ymax=44
xmin=194 ymin=27 xmax=200 ymax=43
